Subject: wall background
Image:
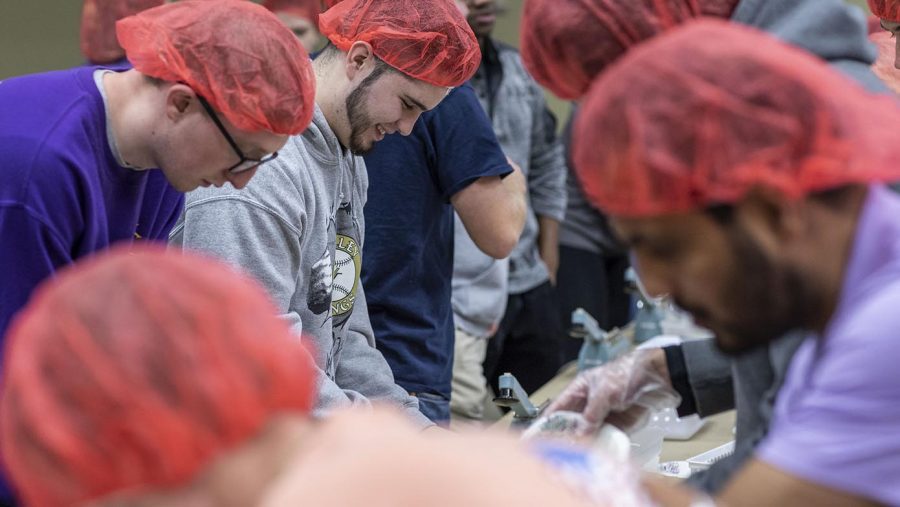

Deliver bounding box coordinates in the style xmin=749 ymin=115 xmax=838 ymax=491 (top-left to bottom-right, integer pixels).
xmin=489 ymin=0 xmax=875 ymax=126
xmin=0 ymin=0 xmax=876 ymax=123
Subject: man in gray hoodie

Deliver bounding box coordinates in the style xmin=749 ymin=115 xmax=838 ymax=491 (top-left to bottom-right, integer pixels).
xmin=170 ymin=0 xmax=482 ymax=428
xmin=521 ymin=0 xmax=888 ymax=493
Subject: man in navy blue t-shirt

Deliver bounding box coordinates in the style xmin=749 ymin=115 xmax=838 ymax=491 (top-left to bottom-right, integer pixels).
xmin=362 ymin=83 xmax=526 ymax=423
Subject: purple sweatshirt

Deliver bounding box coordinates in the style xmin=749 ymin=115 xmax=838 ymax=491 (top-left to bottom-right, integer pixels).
xmin=0 ymin=66 xmax=183 ymax=354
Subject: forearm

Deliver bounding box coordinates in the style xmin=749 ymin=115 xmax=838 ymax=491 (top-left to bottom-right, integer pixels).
xmin=452 ymin=168 xmax=526 ymax=259
xmin=718 ymin=460 xmax=879 ymax=507
xmin=497 ymin=167 xmax=528 ymax=246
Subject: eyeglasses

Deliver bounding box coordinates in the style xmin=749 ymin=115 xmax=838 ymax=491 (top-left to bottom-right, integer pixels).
xmin=196 ymin=95 xmax=279 ymax=174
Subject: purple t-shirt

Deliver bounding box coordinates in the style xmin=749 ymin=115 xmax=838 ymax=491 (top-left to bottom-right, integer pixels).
xmin=0 ymin=66 xmax=184 ymax=342
xmin=758 ymin=185 xmax=900 ymax=506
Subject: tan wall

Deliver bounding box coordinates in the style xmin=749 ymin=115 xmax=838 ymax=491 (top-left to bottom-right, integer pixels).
xmin=0 ymin=2 xmax=84 ymax=79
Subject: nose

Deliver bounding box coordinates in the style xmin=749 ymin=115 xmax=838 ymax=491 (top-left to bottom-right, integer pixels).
xmin=397 ymin=112 xmax=422 ymax=137
xmin=227 ymin=166 xmax=260 ymax=190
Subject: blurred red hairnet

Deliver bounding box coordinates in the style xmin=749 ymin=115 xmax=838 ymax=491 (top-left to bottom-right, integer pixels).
xmin=521 ymin=0 xmax=740 ymax=99
xmin=118 ymin=0 xmax=316 ymax=135
xmin=80 ymin=0 xmax=163 ymax=64
xmin=0 ymin=246 xmax=316 ymax=506
xmin=869 ymin=0 xmax=900 ymax=22
xmin=318 ymin=0 xmax=481 ymax=87
xmin=572 ymin=20 xmax=900 ymax=217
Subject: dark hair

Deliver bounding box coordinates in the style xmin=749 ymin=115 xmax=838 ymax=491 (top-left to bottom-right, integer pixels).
xmin=704 ymin=185 xmax=859 ymax=224
xmin=318 ymin=41 xmax=411 ymax=81
xmin=142 ymin=74 xmax=167 ymax=87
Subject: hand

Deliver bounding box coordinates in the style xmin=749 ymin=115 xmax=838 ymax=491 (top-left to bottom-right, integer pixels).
xmin=546 ymin=348 xmax=680 ymax=435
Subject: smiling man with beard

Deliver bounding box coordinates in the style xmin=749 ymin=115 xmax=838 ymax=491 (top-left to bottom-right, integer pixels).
xmin=171 ymin=0 xmax=481 ymax=429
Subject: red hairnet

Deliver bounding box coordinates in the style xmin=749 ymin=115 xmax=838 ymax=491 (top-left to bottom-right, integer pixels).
xmin=871 ymin=32 xmax=900 ymax=93
xmin=572 ymin=20 xmax=900 ymax=217
xmin=263 ymin=0 xmax=321 ymax=25
xmin=80 ymin=0 xmax=163 ymax=64
xmin=0 ymin=246 xmax=316 ymax=506
xmin=322 ymin=0 xmax=343 ymax=9
xmin=870 ymin=0 xmax=900 ymax=22
xmin=117 ymin=0 xmax=316 ymax=135
xmin=318 ymin=0 xmax=481 ymax=88
xmin=521 ymin=0 xmax=740 ymax=100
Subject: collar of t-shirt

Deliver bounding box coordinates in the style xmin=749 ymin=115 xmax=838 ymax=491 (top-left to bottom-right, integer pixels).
xmin=92 ymin=69 xmax=142 ymax=170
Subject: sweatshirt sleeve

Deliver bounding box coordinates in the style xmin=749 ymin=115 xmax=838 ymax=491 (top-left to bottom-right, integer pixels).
xmin=0 ymin=205 xmax=72 ymax=339
xmin=334 ymin=282 xmax=434 ymax=429
xmin=681 ymin=338 xmax=735 ymax=417
xmin=525 ymin=81 xmax=567 ymax=223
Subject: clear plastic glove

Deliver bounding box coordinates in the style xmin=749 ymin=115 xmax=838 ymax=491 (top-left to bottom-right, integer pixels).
xmin=546 ymin=349 xmax=681 ymax=436
xmin=522 ymin=410 xmax=597 ymax=445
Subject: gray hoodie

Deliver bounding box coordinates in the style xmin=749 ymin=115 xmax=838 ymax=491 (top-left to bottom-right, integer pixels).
xmin=170 ymin=105 xmax=431 ymax=429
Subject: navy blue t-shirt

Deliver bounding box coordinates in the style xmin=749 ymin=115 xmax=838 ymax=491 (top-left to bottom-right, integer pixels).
xmin=362 ymin=83 xmax=511 ymax=398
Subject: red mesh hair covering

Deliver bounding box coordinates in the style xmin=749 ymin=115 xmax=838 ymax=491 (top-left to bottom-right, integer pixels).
xmin=521 ymin=0 xmax=740 ymax=100
xmin=262 ymin=0 xmax=321 ymax=26
xmin=80 ymin=0 xmax=163 ymax=64
xmin=117 ymin=0 xmax=316 ymax=135
xmin=869 ymin=0 xmax=900 ymax=22
xmin=322 ymin=0 xmax=343 ymax=9
xmin=572 ymin=20 xmax=900 ymax=217
xmin=0 ymin=246 xmax=316 ymax=506
xmin=870 ymin=32 xmax=900 ymax=93
xmin=318 ymin=0 xmax=481 ymax=87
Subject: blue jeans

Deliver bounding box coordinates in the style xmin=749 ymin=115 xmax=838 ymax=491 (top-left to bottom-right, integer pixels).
xmin=414 ymin=392 xmax=450 ymax=426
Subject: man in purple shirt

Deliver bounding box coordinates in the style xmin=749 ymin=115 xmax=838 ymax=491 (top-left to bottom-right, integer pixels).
xmin=0 ymin=1 xmax=315 ymax=502
xmin=566 ymin=21 xmax=900 ymax=507
xmin=0 ymin=0 xmax=315 ymax=339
